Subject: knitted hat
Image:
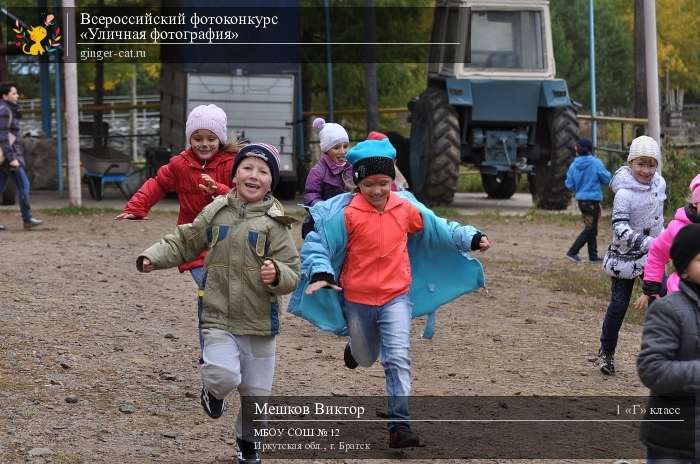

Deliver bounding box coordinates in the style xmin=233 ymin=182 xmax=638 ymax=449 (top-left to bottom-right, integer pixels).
xmin=627 ymin=135 xmax=661 ymax=163
xmin=233 ymin=143 xmax=281 ymax=189
xmin=347 ymin=138 xmax=396 ymax=184
xmin=671 ymin=223 xmax=700 ymax=275
xmin=313 ymin=117 xmax=349 ymax=153
xmin=186 ymin=104 xmax=228 ymax=145
xmin=690 ymin=174 xmax=700 ymax=204
xmin=575 ymin=138 xmax=592 ymax=154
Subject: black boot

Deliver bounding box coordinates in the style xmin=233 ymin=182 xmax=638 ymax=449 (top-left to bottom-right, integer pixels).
xmin=200 ymin=386 xmax=224 ymax=418
xmin=596 ymin=350 xmax=615 ymax=375
xmin=236 ymin=438 xmax=261 ymax=464
xmin=344 ymin=343 xmax=358 ymax=369
xmin=389 ymin=425 xmax=420 ymax=448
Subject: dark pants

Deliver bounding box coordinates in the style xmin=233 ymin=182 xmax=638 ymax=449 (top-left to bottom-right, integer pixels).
xmin=600 ymin=277 xmax=637 ymax=354
xmin=568 ymin=200 xmax=601 ymax=260
xmin=600 ymin=275 xmax=667 ymax=354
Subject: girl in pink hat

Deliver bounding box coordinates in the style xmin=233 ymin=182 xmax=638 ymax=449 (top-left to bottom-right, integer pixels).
xmin=636 ymin=173 xmax=700 ymax=308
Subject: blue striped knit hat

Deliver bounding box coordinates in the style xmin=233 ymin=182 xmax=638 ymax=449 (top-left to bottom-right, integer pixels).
xmin=234 ymin=143 xmax=281 ymax=189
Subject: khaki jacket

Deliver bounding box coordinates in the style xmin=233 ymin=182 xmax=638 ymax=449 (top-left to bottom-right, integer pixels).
xmin=138 ymin=193 xmax=300 ymax=336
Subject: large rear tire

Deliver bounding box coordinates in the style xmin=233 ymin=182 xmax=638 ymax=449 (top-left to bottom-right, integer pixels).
xmin=531 ymin=105 xmax=578 ymax=210
xmin=408 ymin=87 xmax=460 ymax=205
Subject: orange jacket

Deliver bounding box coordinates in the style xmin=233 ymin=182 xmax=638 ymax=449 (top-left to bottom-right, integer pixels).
xmin=340 ymin=192 xmax=423 ymax=305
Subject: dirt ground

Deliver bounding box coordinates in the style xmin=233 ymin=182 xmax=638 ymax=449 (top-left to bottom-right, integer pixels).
xmin=0 ymin=206 xmax=652 ymax=463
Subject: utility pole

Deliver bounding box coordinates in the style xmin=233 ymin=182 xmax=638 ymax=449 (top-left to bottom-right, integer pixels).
xmin=364 ymin=0 xmax=379 ymax=133
xmin=64 ymin=0 xmax=81 ymax=206
xmin=588 ymin=0 xmax=597 ymax=146
xmin=643 ymin=0 xmax=661 ymax=151
xmin=634 ymin=0 xmax=647 ymax=122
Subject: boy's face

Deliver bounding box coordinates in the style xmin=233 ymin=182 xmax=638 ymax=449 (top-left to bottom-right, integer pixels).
xmin=190 ymin=129 xmax=220 ymax=161
xmin=235 ymin=157 xmax=272 ymax=203
xmin=358 ymin=174 xmax=392 ymax=210
xmin=2 ymin=86 xmax=19 ymax=105
xmin=327 ymin=142 xmax=349 ymax=165
xmin=681 ymin=253 xmax=700 ymax=284
xmin=629 ymin=157 xmax=657 ymax=184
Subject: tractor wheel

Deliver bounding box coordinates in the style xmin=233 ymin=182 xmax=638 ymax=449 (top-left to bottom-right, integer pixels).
xmin=531 ymin=105 xmax=578 ymax=210
xmin=408 ymin=87 xmax=460 ymax=205
xmin=274 ymin=180 xmax=297 ymax=200
xmin=386 ymin=131 xmax=411 ymax=186
xmin=481 ymin=173 xmax=518 ymax=199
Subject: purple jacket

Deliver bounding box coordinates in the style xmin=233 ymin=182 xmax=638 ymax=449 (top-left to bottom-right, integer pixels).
xmin=303 ymin=154 xmax=353 ymax=206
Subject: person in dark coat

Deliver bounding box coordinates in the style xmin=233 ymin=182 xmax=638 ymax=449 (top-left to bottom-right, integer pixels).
xmin=638 ymin=223 xmax=700 ymax=462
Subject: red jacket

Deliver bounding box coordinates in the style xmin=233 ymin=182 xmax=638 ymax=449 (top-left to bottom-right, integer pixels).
xmin=123 ymin=148 xmax=235 ymax=272
xmin=341 ymin=192 xmax=424 ymax=305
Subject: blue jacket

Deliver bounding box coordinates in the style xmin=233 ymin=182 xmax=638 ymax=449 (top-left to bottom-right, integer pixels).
xmin=287 ymin=191 xmax=486 ymax=338
xmin=565 ymin=154 xmax=611 ymax=201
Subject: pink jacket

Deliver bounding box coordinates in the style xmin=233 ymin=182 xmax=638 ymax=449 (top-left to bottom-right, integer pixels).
xmin=644 ymin=205 xmax=700 ymax=294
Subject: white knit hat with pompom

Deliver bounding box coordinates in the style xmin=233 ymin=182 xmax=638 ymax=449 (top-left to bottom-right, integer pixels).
xmin=313 ymin=117 xmax=349 ymax=153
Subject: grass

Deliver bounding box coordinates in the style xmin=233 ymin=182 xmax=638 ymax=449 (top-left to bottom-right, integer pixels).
xmin=538 ymin=266 xmax=647 ymax=326
xmin=36 ymin=205 xmax=177 ymax=216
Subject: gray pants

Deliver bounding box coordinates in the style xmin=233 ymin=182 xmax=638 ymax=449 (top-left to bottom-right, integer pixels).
xmin=200 ymin=328 xmax=276 ymax=441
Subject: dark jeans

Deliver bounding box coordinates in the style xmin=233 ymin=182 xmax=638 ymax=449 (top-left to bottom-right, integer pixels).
xmin=600 ymin=277 xmax=637 ymax=354
xmin=0 ymin=165 xmax=32 ymax=222
xmin=568 ymin=200 xmax=601 ymax=259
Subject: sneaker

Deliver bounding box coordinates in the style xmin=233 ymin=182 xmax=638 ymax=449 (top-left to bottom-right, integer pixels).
xmin=589 ymin=256 xmax=604 ymax=263
xmin=200 ymin=386 xmax=224 ymax=418
xmin=389 ymin=425 xmax=420 ymax=448
xmin=23 ymin=218 xmax=44 ymax=230
xmin=236 ymin=438 xmax=261 ymax=464
xmin=0 ymin=224 xmax=5 ymax=231
xmin=344 ymin=343 xmax=358 ymax=369
xmin=566 ymin=253 xmax=581 ymax=263
xmin=596 ymin=350 xmax=615 ymax=375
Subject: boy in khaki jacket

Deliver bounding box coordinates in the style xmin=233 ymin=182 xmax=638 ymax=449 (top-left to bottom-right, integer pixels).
xmin=137 ymin=143 xmax=300 ymax=464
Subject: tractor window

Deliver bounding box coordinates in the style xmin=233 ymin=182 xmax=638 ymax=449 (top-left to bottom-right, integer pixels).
xmin=466 ymin=9 xmax=545 ymax=71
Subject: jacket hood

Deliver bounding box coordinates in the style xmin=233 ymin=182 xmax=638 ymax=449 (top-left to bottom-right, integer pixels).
xmin=320 ymin=154 xmax=350 ymax=175
xmin=226 ymin=192 xmax=276 ymax=217
xmin=572 ymin=154 xmax=597 ymax=171
xmin=674 ymin=206 xmax=694 ymax=225
xmin=610 ymin=165 xmax=661 ymax=193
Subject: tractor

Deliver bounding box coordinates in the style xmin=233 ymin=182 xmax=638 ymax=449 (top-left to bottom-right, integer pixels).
xmin=394 ymin=0 xmax=579 ymax=209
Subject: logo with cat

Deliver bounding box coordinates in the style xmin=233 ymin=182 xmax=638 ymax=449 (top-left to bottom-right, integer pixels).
xmin=14 ymin=14 xmax=61 ymax=56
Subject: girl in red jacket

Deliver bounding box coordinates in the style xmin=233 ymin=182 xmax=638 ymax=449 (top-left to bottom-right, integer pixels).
xmin=115 ymin=104 xmax=241 ymax=286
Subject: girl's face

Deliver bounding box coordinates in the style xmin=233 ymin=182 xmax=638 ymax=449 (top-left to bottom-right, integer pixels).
xmin=681 ymin=253 xmax=700 ymax=284
xmin=629 ymin=157 xmax=657 ymax=184
xmin=358 ymin=175 xmax=392 ymax=211
xmin=327 ymin=142 xmax=349 ymax=165
xmin=190 ymin=129 xmax=220 ymax=161
xmin=234 ymin=157 xmax=272 ymax=203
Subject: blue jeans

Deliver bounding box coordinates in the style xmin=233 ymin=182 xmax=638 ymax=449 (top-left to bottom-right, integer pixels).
xmin=0 ymin=166 xmax=32 ymax=222
xmin=343 ymin=294 xmax=412 ymax=431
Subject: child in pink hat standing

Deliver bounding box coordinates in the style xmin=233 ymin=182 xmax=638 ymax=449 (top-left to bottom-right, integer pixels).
xmin=636 ymin=173 xmax=700 ymax=308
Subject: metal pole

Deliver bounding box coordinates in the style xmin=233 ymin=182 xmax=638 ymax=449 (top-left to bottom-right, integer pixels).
xmin=323 ymin=0 xmax=334 ymax=122
xmin=643 ymin=0 xmax=661 ymax=152
xmin=38 ymin=0 xmax=52 ymax=136
xmin=131 ymin=66 xmax=138 ymax=161
xmin=588 ymin=0 xmax=597 ymax=146
xmin=63 ymin=0 xmax=81 ymax=206
xmin=54 ymin=0 xmax=64 ymax=197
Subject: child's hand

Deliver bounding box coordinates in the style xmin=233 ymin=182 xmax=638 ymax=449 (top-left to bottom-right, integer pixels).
xmin=261 ymin=259 xmax=277 ymax=285
xmin=305 ymin=280 xmax=343 ymax=295
xmin=141 ymin=258 xmax=155 ymax=273
xmin=198 ymin=174 xmax=217 ymax=195
xmin=114 ymin=212 xmax=146 ymax=220
xmin=478 ymin=236 xmax=491 ymax=252
xmin=633 ymin=294 xmax=650 ymax=310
